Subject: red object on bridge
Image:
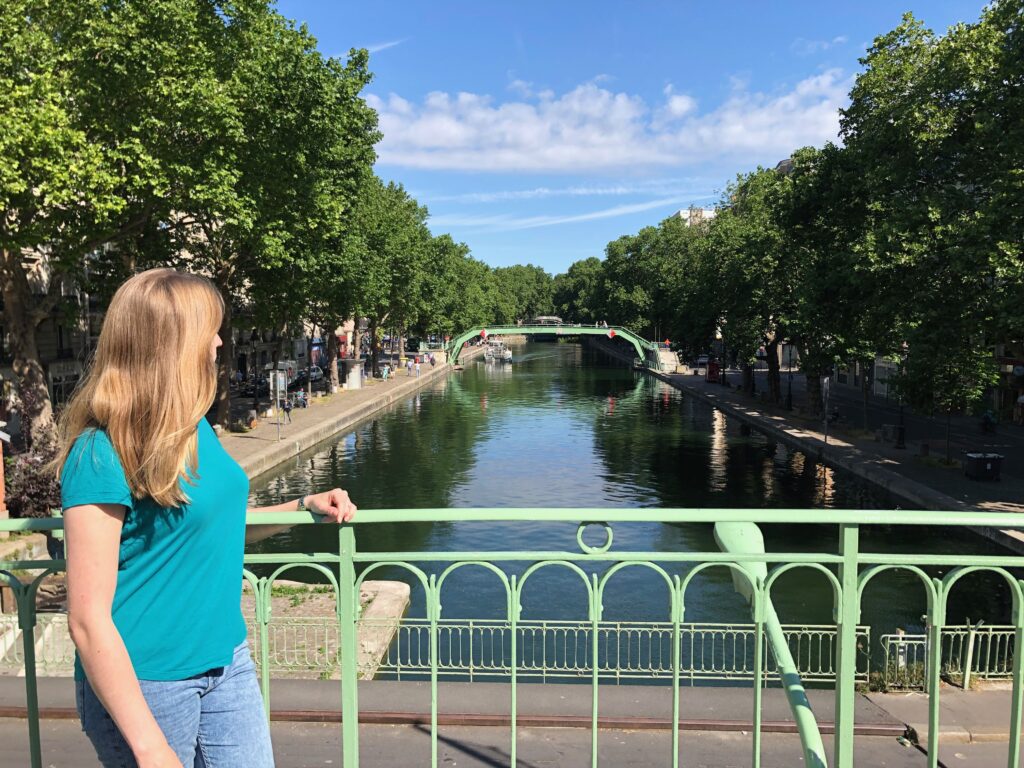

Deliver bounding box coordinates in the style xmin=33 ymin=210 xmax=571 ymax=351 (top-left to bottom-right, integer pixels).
xmin=607 ymin=329 xmax=616 ymax=339
xmin=481 ymin=329 xmax=488 ymax=339
xmin=705 ymin=360 xmax=721 ymax=383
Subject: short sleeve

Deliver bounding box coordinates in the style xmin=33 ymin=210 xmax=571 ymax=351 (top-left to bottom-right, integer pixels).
xmin=60 ymin=429 xmax=133 ymax=511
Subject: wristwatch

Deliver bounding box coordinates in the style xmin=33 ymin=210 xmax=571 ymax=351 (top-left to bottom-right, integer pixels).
xmin=297 ymin=495 xmax=310 ymax=512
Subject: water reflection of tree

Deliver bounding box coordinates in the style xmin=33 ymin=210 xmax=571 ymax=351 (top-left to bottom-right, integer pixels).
xmin=248 ymin=377 xmax=491 ymax=561
xmin=589 ymin=379 xmax=1015 ymax=630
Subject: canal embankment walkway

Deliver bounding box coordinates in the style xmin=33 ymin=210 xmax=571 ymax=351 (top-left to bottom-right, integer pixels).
xmin=223 ymin=347 xmax=483 ymax=479
xmin=654 ymin=369 xmax=1024 ymax=553
xmin=2 ymin=677 xmax=1018 ymax=766
xmin=584 ymin=334 xmax=1024 ymax=535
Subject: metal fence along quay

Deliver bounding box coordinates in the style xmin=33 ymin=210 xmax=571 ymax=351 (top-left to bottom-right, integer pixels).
xmin=4 ymin=507 xmax=1024 ymax=768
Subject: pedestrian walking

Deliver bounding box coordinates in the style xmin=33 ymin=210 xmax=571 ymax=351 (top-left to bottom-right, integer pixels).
xmin=429 ymin=353 xmax=436 ymax=368
xmin=414 ymin=356 xmax=421 ymax=377
xmin=407 ymin=358 xmax=414 ymax=377
xmin=55 ymin=268 xmax=356 ymax=768
xmin=281 ymin=395 xmax=293 ymax=423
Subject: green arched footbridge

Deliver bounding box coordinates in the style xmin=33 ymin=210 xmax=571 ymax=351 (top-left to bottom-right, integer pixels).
xmin=447 ymin=324 xmax=661 ymax=365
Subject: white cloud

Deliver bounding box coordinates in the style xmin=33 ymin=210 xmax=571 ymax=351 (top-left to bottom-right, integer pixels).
xmin=366 ymin=38 xmax=408 ymax=54
xmin=791 ymin=35 xmax=848 ymax=56
xmin=429 ymin=197 xmax=690 ymax=232
xmin=369 ymin=70 xmax=850 ymax=173
xmin=425 ymin=178 xmax=716 ymax=203
xmin=507 ymin=79 xmax=534 ymax=98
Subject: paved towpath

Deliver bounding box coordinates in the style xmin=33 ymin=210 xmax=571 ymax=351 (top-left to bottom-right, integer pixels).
xmin=647 ymin=365 xmax=1024 ymax=554
xmin=221 ymin=348 xmax=480 ymax=480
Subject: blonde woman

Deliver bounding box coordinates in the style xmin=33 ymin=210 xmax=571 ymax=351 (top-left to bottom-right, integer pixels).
xmin=56 ymin=269 xmax=356 ymax=767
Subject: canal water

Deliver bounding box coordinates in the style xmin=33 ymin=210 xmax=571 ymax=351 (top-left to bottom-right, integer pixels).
xmin=249 ymin=342 xmax=1013 ymax=675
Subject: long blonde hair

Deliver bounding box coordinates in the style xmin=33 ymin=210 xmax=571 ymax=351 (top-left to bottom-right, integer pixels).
xmin=56 ymin=268 xmax=224 ymax=507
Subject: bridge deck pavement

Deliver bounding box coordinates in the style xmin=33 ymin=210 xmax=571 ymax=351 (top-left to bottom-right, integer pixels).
xmin=7 ymin=678 xmax=1016 ymax=766
xmin=3 ymin=718 xmax=940 ymax=768
xmin=0 ymin=677 xmax=937 ymax=767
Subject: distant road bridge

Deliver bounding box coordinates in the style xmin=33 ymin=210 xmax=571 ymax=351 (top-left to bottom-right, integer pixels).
xmin=447 ymin=324 xmax=670 ymax=367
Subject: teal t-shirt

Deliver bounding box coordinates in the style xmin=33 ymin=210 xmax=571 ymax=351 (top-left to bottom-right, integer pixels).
xmin=61 ymin=419 xmax=249 ymax=681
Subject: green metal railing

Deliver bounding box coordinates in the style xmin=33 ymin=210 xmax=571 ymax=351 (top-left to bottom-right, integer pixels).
xmin=0 ymin=614 xmax=872 ymax=683
xmin=880 ymin=624 xmax=1017 ymax=690
xmin=447 ymin=324 xmax=659 ymax=365
xmin=4 ymin=507 xmax=1024 ymax=768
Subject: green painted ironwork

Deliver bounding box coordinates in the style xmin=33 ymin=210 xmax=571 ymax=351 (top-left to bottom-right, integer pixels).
xmin=447 ymin=324 xmax=659 ymax=365
xmin=5 ymin=508 xmax=1024 ymax=768
xmin=715 ymin=521 xmax=829 ymax=768
xmin=0 ymin=614 xmax=875 ymax=683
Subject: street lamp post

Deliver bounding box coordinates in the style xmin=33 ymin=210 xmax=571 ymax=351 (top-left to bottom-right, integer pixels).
xmin=895 ymin=346 xmax=907 ymax=449
xmin=786 ymin=367 xmax=794 ymax=411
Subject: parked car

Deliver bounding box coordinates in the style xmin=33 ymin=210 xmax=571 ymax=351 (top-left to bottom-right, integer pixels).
xmin=242 ymin=376 xmax=269 ymax=397
xmin=287 ymin=366 xmax=325 ymax=392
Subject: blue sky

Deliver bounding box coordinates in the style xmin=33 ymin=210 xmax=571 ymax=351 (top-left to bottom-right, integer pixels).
xmin=277 ymin=0 xmax=988 ymax=274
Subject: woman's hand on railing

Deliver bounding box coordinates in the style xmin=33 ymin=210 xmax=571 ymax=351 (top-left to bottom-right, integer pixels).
xmin=305 ymin=488 xmax=357 ymax=523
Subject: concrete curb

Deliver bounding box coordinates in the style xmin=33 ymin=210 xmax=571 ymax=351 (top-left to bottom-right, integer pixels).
xmin=235 ymin=351 xmax=480 ymax=480
xmin=865 ymin=691 xmax=1015 ymax=744
xmin=0 ymin=534 xmax=47 ymax=564
xmin=653 ymin=372 xmax=1024 ymax=553
xmin=651 ymin=369 xmax=961 ymax=511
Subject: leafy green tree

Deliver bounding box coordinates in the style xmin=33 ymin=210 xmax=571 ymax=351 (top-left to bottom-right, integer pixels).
xmin=352 ymin=177 xmax=430 ymax=374
xmin=841 ymin=9 xmax=1016 ymax=422
xmin=491 ymin=264 xmax=554 ymax=323
xmin=414 ymin=235 xmax=492 ymax=340
xmin=0 ymin=0 xmax=220 ymax=437
xmin=553 ymin=257 xmax=606 ymax=324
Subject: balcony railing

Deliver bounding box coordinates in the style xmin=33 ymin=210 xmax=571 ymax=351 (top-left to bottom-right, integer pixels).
xmin=3 ymin=507 xmax=1024 ymax=768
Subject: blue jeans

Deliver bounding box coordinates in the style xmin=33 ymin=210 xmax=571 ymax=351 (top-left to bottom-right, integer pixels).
xmin=76 ymin=641 xmax=274 ymax=767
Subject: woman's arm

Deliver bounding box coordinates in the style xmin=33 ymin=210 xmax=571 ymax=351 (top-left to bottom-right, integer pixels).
xmin=245 ymin=487 xmax=357 ymax=544
xmin=65 ymin=503 xmax=183 ymax=768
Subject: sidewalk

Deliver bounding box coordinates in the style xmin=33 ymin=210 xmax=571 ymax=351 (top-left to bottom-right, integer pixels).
xmin=657 ymin=369 xmax=1024 ymax=549
xmin=1 ymin=718 xmax=935 ymax=768
xmin=3 ymin=677 xmax=1008 ymax=767
xmin=221 ymin=349 xmax=479 ymax=479
xmin=754 ymin=368 xmax=1024 ymax=482
xmin=866 ymin=688 xmax=1020 ymax=744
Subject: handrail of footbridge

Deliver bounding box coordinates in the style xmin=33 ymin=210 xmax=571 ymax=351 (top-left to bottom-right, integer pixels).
xmin=447 ymin=324 xmax=659 ymax=365
xmin=5 ymin=507 xmax=1024 ymax=768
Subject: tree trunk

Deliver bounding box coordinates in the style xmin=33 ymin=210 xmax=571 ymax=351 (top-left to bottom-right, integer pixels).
xmin=765 ymin=338 xmax=781 ymax=405
xmin=213 ymin=272 xmax=233 ymax=428
xmin=862 ymin=362 xmax=871 ymax=431
xmin=945 ymin=410 xmax=952 ymax=464
xmin=0 ymin=258 xmax=53 ymax=445
xmin=306 ymin=328 xmax=315 ymax=402
xmin=398 ymin=326 xmax=406 ymax=361
xmin=368 ymin=318 xmax=379 ymax=376
xmin=806 ymin=373 xmax=823 ymax=416
xmin=352 ymin=320 xmax=361 ymax=361
xmin=325 ymin=327 xmax=340 ymax=391
xmin=741 ymin=363 xmax=754 ymax=395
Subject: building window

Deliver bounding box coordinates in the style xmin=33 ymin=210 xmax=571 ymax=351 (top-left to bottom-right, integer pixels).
xmin=51 ymin=373 xmax=81 ymax=409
